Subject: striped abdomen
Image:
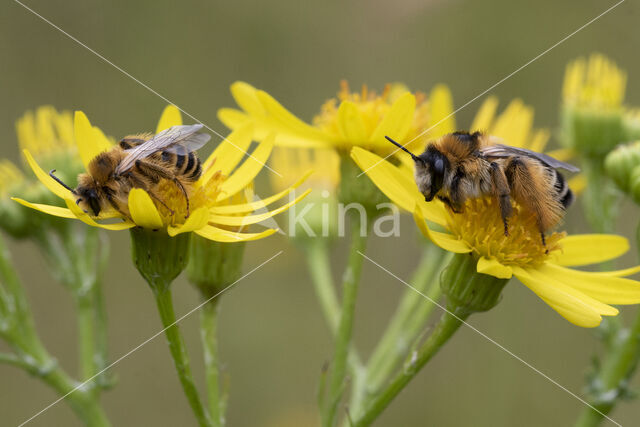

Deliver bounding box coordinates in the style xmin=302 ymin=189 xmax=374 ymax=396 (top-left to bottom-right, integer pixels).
xmin=551 ymin=168 xmax=573 ymax=209
xmin=119 ymin=137 xmax=202 ymax=181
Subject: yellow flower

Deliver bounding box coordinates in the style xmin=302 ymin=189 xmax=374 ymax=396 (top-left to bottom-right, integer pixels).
xmin=563 ymin=53 xmax=626 ymax=110
xmin=561 ymin=53 xmax=628 ymax=156
xmin=270 ymin=146 xmax=340 ymax=193
xmin=218 ymin=80 xmax=455 ymax=157
xmin=351 ymin=147 xmax=640 ymax=328
xmin=13 ymin=106 xmax=310 ymax=242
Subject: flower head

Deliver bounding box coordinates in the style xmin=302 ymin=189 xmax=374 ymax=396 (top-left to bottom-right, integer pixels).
xmin=13 ymin=106 xmax=310 ymax=242
xmin=218 ymin=80 xmax=455 ymax=158
xmin=0 ymin=106 xmax=83 ymax=237
xmin=561 ymin=54 xmax=629 ymax=156
xmin=352 ymin=147 xmax=640 ymax=327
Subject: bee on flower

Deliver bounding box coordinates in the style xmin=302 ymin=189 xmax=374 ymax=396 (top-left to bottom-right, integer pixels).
xmin=352 ymin=145 xmax=640 ymax=327
xmin=13 ymin=106 xmax=310 ymax=242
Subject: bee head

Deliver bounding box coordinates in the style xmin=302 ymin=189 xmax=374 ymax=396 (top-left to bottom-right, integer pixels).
xmin=75 ymin=174 xmax=103 ymax=217
xmin=414 ymin=146 xmax=449 ymax=202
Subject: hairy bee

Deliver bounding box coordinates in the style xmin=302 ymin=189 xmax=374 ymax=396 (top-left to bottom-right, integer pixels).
xmin=50 ymin=124 xmax=211 ymax=219
xmin=387 ymin=131 xmax=579 ymax=243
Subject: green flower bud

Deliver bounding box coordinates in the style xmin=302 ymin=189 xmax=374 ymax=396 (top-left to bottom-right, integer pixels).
xmin=130 ymin=228 xmax=190 ymax=294
xmin=441 ymin=253 xmax=508 ymax=317
xmin=561 ymin=105 xmax=626 ymax=158
xmin=338 ymin=154 xmax=388 ymax=218
xmin=604 ymin=141 xmax=640 ymax=193
xmin=187 ymin=235 xmax=245 ymax=299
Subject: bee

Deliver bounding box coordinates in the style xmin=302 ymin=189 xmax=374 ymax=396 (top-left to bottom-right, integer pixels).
xmin=386 ymin=131 xmax=579 ymax=244
xmin=49 ymin=124 xmax=211 ymax=220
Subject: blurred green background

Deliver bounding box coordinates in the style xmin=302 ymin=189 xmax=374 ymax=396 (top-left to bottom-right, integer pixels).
xmin=1 ymin=0 xmax=640 ymax=425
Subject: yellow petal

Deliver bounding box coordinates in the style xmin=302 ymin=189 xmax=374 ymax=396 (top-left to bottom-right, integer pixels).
xmin=156 ymin=105 xmax=183 ymax=133
xmin=351 ymin=147 xmax=448 ymax=226
xmin=74 ymin=111 xmax=111 ymax=170
xmin=528 ymin=129 xmax=550 ymax=153
xmin=539 ymin=263 xmax=640 ymax=305
xmin=470 ymin=97 xmax=499 ymax=132
xmin=256 ymin=90 xmax=331 ymax=144
xmin=211 ymin=170 xmax=312 ymax=214
xmin=568 ymin=174 xmax=587 ymax=195
xmin=195 ymin=224 xmax=277 ymax=242
xmin=553 ymin=234 xmax=629 ymax=266
xmin=217 ymin=108 xmax=250 ymax=130
xmin=513 ymin=267 xmax=615 ymax=328
xmin=202 ymin=123 xmax=254 ymax=183
xmin=413 ymin=207 xmax=471 ymax=253
xmin=350 ymin=147 xmax=420 ymax=213
xmin=167 ymin=207 xmax=209 ymax=236
xmin=216 ymin=135 xmax=274 ymax=202
xmin=12 ymin=198 xmax=77 ymax=218
xmin=369 ymin=92 xmax=416 ymax=144
xmin=477 ymin=257 xmax=513 ymax=279
xmin=209 ymin=189 xmax=310 ymax=226
xmin=128 ymin=188 xmax=164 ymax=229
xmin=230 ymin=81 xmax=266 ymax=116
xmin=65 ymin=199 xmax=134 ymax=231
xmin=546 ymin=148 xmax=575 ymax=162
xmin=591 ymin=265 xmax=640 ymax=277
xmin=23 ymin=150 xmax=74 ymax=200
xmin=427 ymin=84 xmax=456 ymax=138
xmin=337 ymin=101 xmax=367 ymax=142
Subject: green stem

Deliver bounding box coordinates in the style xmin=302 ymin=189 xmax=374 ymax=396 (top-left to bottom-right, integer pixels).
xmin=323 ymin=216 xmax=368 ymax=427
xmin=305 ymin=238 xmax=367 ymax=424
xmin=353 ymin=253 xmax=507 ymax=426
xmin=76 ymin=292 xmax=97 ymax=383
xmin=200 ymin=300 xmax=224 ymax=427
xmin=365 ymin=246 xmax=448 ymax=395
xmin=0 ymin=234 xmax=109 ymax=426
xmin=306 ymin=238 xmax=341 ymax=332
xmin=354 ymin=311 xmax=465 ymax=427
xmin=575 ymin=223 xmax=640 ymax=427
xmin=155 ymin=288 xmax=212 ymax=427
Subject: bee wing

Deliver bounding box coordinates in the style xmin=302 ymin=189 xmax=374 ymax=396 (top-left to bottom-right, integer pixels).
xmin=481 ymin=144 xmax=580 ymax=172
xmin=115 ymin=124 xmax=211 ymax=174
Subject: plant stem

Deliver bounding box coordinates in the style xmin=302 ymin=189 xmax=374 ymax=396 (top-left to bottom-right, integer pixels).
xmin=365 ymin=246 xmax=448 ymax=396
xmin=0 ymin=234 xmax=109 ymax=426
xmin=354 ymin=310 xmax=465 ymax=427
xmin=154 ymin=288 xmax=212 ymax=427
xmin=200 ymin=300 xmax=224 ymax=427
xmin=575 ymin=222 xmax=640 ymax=427
xmin=306 ymin=238 xmax=341 ymax=332
xmin=323 ymin=216 xmax=368 ymax=427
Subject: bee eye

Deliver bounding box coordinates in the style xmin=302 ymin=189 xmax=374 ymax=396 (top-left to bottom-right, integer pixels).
xmin=88 ymin=197 xmax=101 ymax=217
xmin=434 ymin=158 xmax=444 ymax=175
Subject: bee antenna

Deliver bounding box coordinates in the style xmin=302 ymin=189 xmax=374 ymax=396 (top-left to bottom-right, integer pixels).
xmin=49 ymin=170 xmax=77 ymax=194
xmin=385 ymin=136 xmax=421 ymax=162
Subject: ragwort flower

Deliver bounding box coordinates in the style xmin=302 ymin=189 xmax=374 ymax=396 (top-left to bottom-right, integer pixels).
xmin=218 ymin=80 xmax=455 ymax=156
xmin=13 ymin=106 xmax=310 ymax=242
xmin=352 ymin=147 xmax=640 ymax=327
xmin=0 ymin=106 xmax=82 ymax=237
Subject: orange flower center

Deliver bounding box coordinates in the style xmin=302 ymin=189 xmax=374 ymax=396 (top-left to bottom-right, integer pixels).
xmin=446 ymin=197 xmax=564 ymax=268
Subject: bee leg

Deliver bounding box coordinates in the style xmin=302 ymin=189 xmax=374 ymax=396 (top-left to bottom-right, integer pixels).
xmin=489 ymin=162 xmax=512 ymax=236
xmin=437 ymin=196 xmax=463 ymax=214
xmin=134 ymin=160 xmax=190 ymax=217
xmin=125 ymin=168 xmax=175 ymax=216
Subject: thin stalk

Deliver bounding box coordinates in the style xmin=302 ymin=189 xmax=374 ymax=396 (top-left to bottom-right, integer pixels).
xmin=154 ymin=288 xmax=212 ymax=427
xmin=323 ymin=216 xmax=368 ymax=427
xmin=306 ymin=238 xmax=341 ymax=332
xmin=365 ymin=246 xmax=448 ymax=395
xmin=575 ymin=310 xmax=640 ymax=426
xmin=200 ymin=300 xmax=224 ymax=427
xmin=353 ymin=311 xmax=465 ymax=427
